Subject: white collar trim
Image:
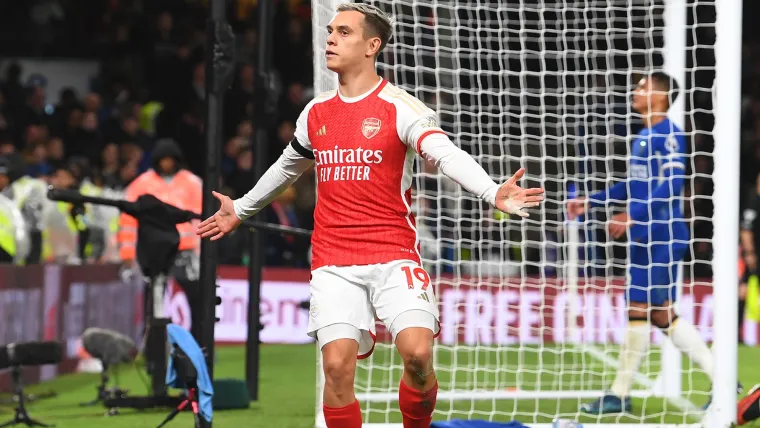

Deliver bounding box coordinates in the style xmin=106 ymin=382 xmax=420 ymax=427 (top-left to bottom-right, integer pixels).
xmin=337 ymin=78 xmax=383 ymax=103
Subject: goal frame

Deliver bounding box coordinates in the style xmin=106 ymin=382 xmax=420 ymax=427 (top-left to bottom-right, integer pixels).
xmin=310 ymin=0 xmax=741 ymax=427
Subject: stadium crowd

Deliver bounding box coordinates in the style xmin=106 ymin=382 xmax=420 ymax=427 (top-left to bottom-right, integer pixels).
xmin=0 ymin=0 xmax=758 ymax=283
xmin=0 ymin=0 xmax=315 ymax=267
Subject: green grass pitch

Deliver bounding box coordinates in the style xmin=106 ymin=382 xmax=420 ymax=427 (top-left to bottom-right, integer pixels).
xmin=4 ymin=344 xmax=760 ymax=427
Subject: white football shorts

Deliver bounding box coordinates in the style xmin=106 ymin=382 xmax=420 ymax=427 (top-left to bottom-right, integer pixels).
xmin=307 ymin=259 xmax=440 ymax=358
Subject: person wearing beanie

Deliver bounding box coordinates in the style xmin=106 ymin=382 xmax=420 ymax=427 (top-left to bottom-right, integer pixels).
xmin=116 ymin=138 xmax=203 ymax=336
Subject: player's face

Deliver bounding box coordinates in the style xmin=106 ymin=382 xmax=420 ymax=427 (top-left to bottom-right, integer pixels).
xmin=325 ymin=11 xmax=380 ymax=73
xmin=632 ymin=77 xmax=667 ymax=114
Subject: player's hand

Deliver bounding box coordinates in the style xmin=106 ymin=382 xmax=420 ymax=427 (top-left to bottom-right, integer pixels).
xmin=196 ymin=191 xmax=242 ymax=241
xmin=608 ymin=212 xmax=631 ymax=239
xmin=494 ymin=168 xmax=545 ymax=218
xmin=566 ymin=197 xmax=588 ymax=220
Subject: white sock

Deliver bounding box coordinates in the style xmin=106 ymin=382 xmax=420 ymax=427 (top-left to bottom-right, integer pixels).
xmin=610 ymin=320 xmax=650 ymax=398
xmin=667 ymin=318 xmax=714 ymax=382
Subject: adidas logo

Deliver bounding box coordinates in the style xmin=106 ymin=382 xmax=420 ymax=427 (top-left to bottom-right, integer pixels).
xmin=316 ymin=125 xmax=327 ymax=136
xmin=417 ymin=293 xmax=430 ymax=302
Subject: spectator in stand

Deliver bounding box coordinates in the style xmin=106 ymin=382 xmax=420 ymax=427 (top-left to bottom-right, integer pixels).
xmin=261 ymin=186 xmax=308 ymax=268
xmin=117 ymin=138 xmax=202 ymax=275
xmin=0 ymin=133 xmax=15 ymax=155
xmin=100 ymin=143 xmax=121 ymax=188
xmin=118 ymin=137 xmax=203 ymax=335
xmin=45 ymin=136 xmax=65 ymax=169
xmin=24 ymin=142 xmax=52 ymax=178
xmin=225 ymin=63 xmax=256 ymax=137
xmin=0 ymin=4 xmax=320 ymax=268
xmin=237 ymin=119 xmax=254 ymax=140
xmin=740 ymin=173 xmax=760 ymax=339
xmin=222 ymin=137 xmax=248 ymax=180
xmin=227 ymin=147 xmax=254 ymax=200
xmin=742 ymin=174 xmax=760 ymax=278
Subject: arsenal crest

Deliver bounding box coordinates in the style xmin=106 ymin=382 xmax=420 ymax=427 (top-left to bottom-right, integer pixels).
xmin=361 ymin=118 xmax=381 ymax=139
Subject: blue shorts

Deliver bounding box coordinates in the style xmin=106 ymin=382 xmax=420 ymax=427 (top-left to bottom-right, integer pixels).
xmin=627 ymin=242 xmax=688 ymax=306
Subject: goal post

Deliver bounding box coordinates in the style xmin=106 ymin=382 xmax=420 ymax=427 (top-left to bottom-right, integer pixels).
xmin=310 ymin=0 xmax=740 ymax=427
xmin=710 ymin=0 xmax=742 ymax=424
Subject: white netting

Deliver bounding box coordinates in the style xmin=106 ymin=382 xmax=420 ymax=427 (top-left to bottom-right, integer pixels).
xmin=312 ymin=1 xmax=725 ymax=426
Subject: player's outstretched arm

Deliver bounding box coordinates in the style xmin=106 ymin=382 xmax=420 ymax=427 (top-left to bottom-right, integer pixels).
xmin=589 ymin=181 xmax=628 ymax=207
xmin=417 ymin=134 xmax=544 ymax=218
xmin=566 ymin=181 xmax=629 ymax=222
xmin=393 ymin=93 xmax=545 ymax=216
xmin=196 ymin=144 xmax=314 ymax=241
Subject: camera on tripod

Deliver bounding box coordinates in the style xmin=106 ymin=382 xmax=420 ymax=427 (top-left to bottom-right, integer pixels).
xmin=47 ymin=189 xmax=201 ymax=416
xmin=0 ymin=341 xmax=63 ymax=427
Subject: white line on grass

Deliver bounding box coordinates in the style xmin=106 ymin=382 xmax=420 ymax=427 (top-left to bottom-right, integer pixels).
xmin=582 ymin=345 xmax=703 ymax=417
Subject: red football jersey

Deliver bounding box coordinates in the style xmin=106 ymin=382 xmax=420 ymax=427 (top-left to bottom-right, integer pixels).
xmin=293 ymin=79 xmax=445 ymax=270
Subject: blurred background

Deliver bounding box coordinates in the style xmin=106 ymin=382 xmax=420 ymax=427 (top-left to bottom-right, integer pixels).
xmin=0 ymin=0 xmax=316 ymax=269
xmin=0 ymin=0 xmax=757 ymax=426
xmin=0 ymin=0 xmax=757 ymax=272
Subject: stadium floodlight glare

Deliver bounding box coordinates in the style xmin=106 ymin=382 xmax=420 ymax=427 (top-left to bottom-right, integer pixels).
xmin=311 ymin=1 xmax=739 ymax=427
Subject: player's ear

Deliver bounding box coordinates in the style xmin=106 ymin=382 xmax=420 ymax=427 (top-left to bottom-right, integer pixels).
xmin=366 ymin=37 xmax=382 ymax=58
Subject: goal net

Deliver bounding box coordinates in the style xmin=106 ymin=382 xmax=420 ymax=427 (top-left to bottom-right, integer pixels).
xmin=311 ymin=0 xmax=736 ymax=426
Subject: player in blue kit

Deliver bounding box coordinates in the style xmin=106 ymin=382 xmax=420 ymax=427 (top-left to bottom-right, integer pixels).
xmin=567 ymin=72 xmax=718 ymax=414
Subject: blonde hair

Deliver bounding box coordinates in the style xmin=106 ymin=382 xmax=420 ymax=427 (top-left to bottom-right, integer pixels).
xmin=336 ymin=3 xmax=394 ymax=54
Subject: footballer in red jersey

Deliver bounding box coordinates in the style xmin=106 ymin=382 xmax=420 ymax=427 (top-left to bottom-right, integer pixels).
xmin=197 ymin=4 xmax=545 ymax=427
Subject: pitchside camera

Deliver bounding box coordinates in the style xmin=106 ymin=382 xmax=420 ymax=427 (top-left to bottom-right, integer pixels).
xmin=0 ymin=342 xmax=63 ymax=370
xmin=0 ymin=341 xmax=63 ymax=427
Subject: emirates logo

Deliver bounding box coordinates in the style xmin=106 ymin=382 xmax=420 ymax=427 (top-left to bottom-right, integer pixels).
xmin=361 ymin=118 xmax=381 ymax=139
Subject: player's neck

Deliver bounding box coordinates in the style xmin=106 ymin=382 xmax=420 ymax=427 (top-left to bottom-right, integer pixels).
xmin=337 ymin=66 xmax=382 ymax=98
xmin=642 ymin=111 xmax=668 ymax=128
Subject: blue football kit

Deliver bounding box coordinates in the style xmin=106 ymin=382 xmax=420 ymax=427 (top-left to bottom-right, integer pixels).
xmin=588 ymin=118 xmax=689 ymax=305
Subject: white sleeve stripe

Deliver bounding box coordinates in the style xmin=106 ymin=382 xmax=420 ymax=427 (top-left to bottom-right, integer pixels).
xmin=396 ymin=94 xmax=425 ymax=115
xmin=399 ymin=91 xmax=429 ymax=113
xmin=382 ymin=85 xmax=427 ymax=115
xmin=661 ymin=161 xmax=685 ymax=170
